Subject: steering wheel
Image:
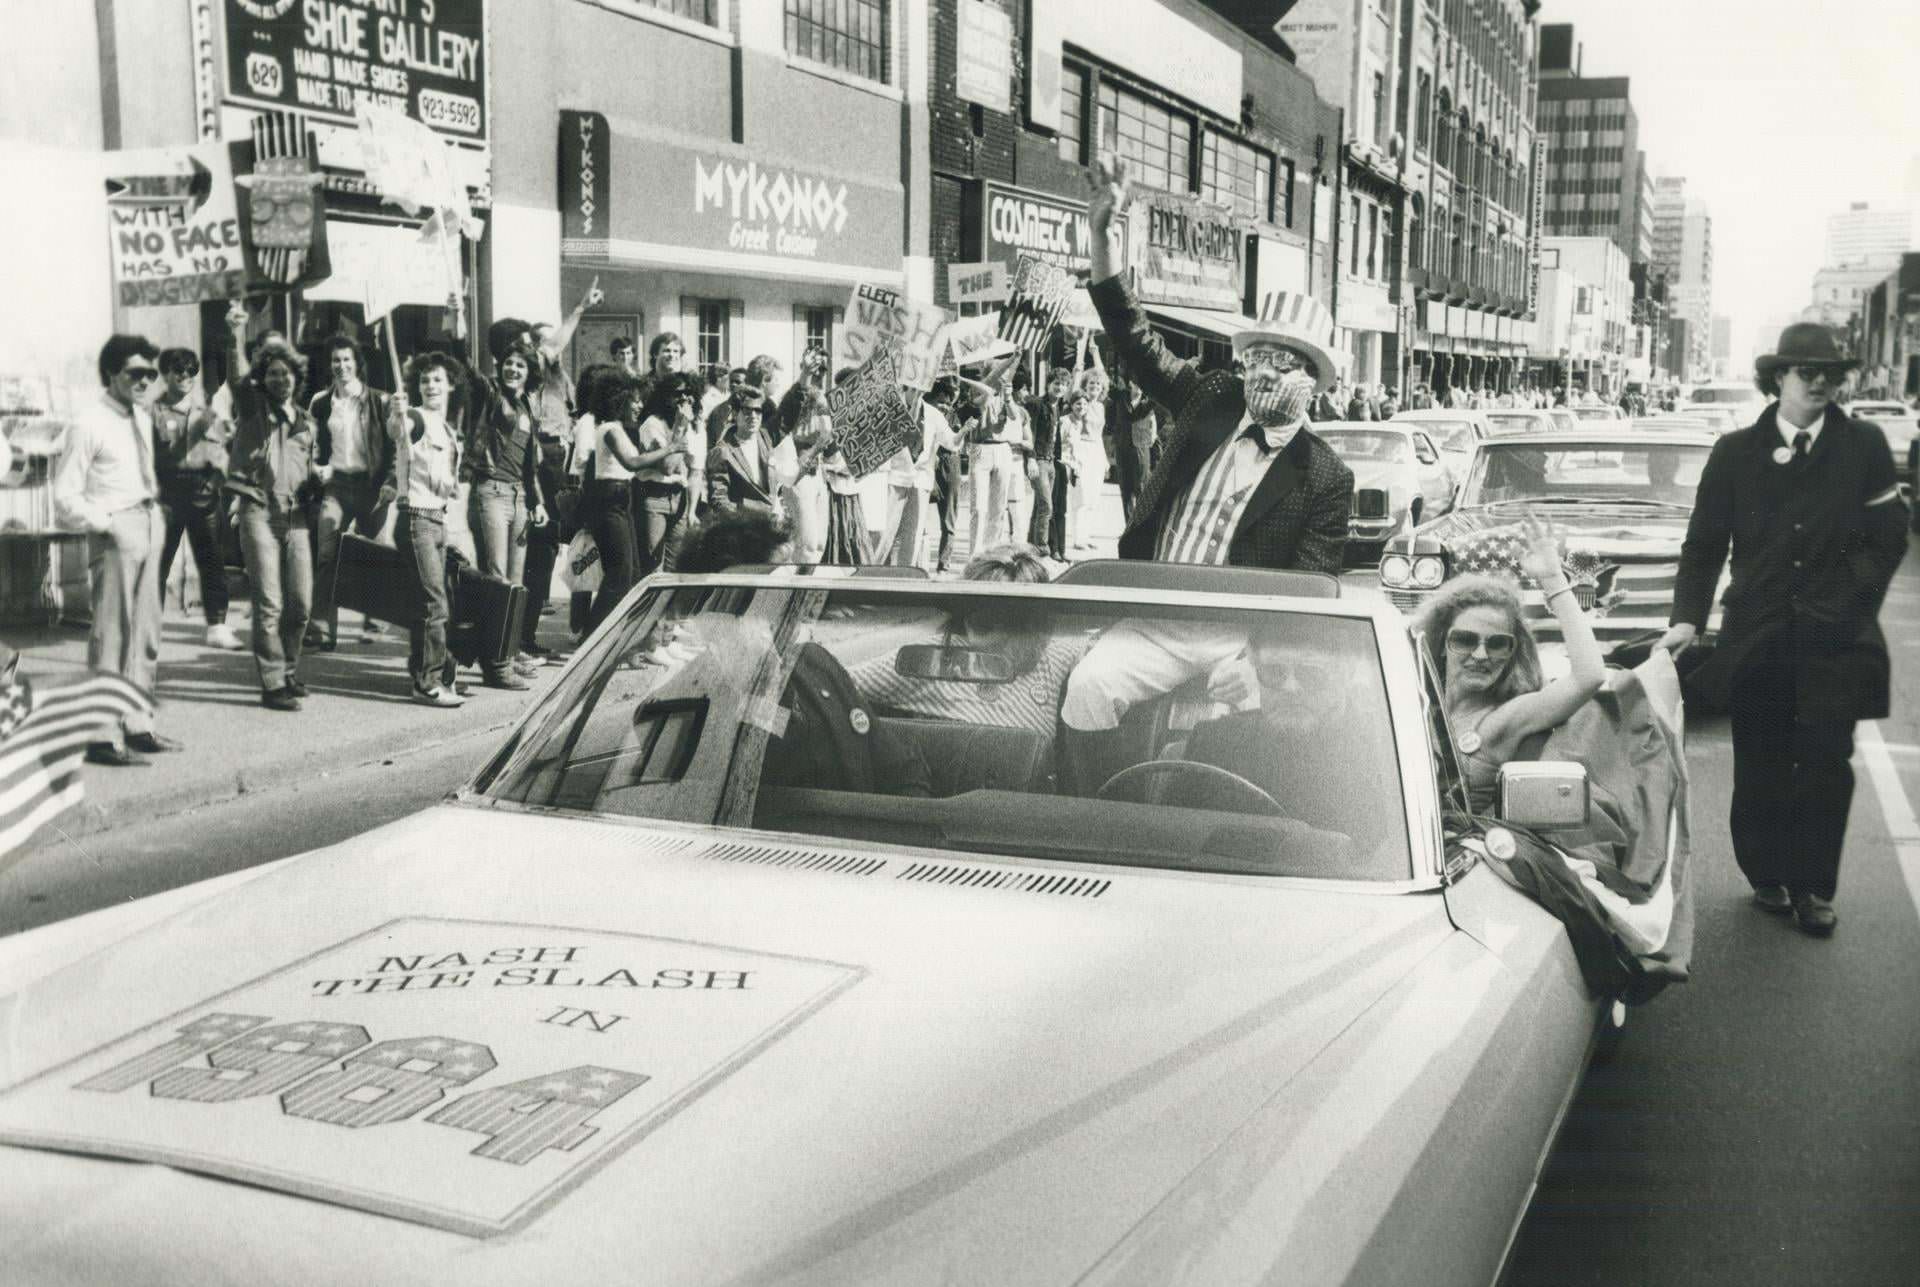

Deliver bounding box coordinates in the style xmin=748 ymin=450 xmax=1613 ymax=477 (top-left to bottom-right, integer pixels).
xmin=1096 ymin=760 xmax=1283 ymax=816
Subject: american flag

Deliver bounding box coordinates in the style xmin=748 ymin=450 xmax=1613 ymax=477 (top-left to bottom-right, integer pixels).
xmin=0 ymin=670 xmax=152 ymax=865
xmin=1449 ymin=523 xmax=1620 ymax=609
xmin=997 ymin=254 xmax=1076 ymax=353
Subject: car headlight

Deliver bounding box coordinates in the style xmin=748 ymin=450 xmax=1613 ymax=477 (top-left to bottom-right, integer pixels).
xmin=1380 ymin=554 xmax=1411 ymax=587
xmin=1411 ymin=555 xmax=1447 ymax=588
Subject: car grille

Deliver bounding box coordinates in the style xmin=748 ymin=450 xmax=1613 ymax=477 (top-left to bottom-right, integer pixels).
xmin=1385 ymin=588 xmax=1431 ymax=612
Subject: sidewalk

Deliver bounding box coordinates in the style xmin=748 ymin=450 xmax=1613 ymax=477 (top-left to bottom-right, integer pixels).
xmin=6 ymin=600 xmax=575 ymax=850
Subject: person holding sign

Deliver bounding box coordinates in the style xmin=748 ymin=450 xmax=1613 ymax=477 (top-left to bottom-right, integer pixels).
xmin=956 ymin=356 xmax=1021 ymax=558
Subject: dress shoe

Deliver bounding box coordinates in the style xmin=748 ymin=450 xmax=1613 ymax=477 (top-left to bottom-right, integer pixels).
xmin=85 ymin=742 xmax=149 ymax=767
xmin=482 ymin=673 xmax=531 ymax=691
xmin=125 ymin=731 xmax=183 ymax=754
xmin=261 ymin=687 xmax=303 ymax=712
xmin=1751 ymin=885 xmax=1792 ymax=914
xmin=285 ymin=677 xmax=310 ymax=699
xmin=1791 ymin=893 xmax=1838 ymax=937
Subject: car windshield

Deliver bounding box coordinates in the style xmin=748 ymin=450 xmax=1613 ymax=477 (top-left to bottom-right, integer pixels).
xmin=1464 ymin=440 xmax=1711 ymax=506
xmin=1409 ymin=419 xmax=1479 ymax=452
xmin=1486 ymin=412 xmax=1546 ymax=432
xmin=475 ymin=582 xmax=1413 ymax=881
xmin=1571 ymin=406 xmax=1616 ymax=420
xmin=1321 ymin=430 xmax=1411 ymax=463
xmin=1690 ymin=387 xmax=1757 ymax=405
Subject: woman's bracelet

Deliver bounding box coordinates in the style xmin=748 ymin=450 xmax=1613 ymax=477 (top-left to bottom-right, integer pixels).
xmin=1540 ymin=578 xmax=1574 ymax=601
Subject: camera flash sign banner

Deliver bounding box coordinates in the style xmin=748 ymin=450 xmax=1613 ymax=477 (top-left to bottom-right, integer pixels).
xmin=0 ymin=918 xmax=861 ymax=1237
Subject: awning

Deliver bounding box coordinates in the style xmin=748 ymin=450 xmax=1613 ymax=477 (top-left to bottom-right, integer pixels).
xmin=1143 ymin=303 xmax=1253 ymax=341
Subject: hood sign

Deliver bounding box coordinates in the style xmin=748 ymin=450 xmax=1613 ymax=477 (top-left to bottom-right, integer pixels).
xmin=0 ymin=919 xmax=862 ymax=1237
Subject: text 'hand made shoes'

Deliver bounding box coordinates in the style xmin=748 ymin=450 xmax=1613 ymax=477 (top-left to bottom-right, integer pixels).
xmin=1791 ymin=893 xmax=1838 ymax=937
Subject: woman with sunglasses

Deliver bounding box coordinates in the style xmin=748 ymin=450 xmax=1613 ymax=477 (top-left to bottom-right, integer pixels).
xmin=1412 ymin=512 xmax=1606 ymax=815
xmin=627 ymin=372 xmax=705 ymax=575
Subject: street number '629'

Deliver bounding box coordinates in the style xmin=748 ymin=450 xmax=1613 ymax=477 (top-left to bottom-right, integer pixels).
xmin=76 ymin=1012 xmax=648 ymax=1166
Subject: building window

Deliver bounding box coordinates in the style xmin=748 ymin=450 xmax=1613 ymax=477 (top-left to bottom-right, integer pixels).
xmin=1201 ymin=131 xmax=1273 ymax=222
xmin=1367 ymin=202 xmax=1380 ymax=278
xmin=1098 ymin=82 xmax=1192 ymax=194
xmin=634 ymin=0 xmax=718 ymax=23
xmin=695 ymin=299 xmax=730 ymax=373
xmin=803 ymin=307 xmax=834 ymax=363
xmin=1415 ymin=70 xmax=1432 ymax=150
xmin=1281 ymin=158 xmax=1296 ymax=227
xmin=1059 ymin=63 xmax=1087 ymax=165
xmin=1372 ymin=73 xmax=1388 ymax=147
xmin=1350 ymin=196 xmax=1363 ymax=275
xmin=1409 ymin=195 xmax=1424 ymax=270
xmin=785 ymin=0 xmax=889 ymax=84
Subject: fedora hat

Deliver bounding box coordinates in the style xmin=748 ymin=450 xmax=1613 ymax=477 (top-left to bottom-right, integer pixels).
xmin=1235 ymin=291 xmax=1343 ymax=396
xmin=1754 ymin=322 xmax=1858 ymax=375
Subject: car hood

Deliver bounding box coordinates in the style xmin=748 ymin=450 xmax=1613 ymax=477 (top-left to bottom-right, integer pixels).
xmin=1345 ymin=459 xmax=1413 ymax=499
xmin=1409 ymin=502 xmax=1690 ymax=556
xmin=0 ymin=805 xmax=1452 ymax=1286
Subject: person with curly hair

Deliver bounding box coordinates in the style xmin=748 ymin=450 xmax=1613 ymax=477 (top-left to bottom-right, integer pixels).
xmin=221 ymin=301 xmax=323 ymax=712
xmin=388 ymin=350 xmax=468 ymax=707
xmin=1411 ymin=513 xmax=1606 ymax=812
xmin=629 ymin=371 xmax=705 ymax=575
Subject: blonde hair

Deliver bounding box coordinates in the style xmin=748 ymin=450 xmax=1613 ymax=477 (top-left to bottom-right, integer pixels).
xmin=1410 ymin=574 xmax=1544 ymax=704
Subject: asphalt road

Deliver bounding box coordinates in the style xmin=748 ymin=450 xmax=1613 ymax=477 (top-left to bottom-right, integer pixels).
xmin=3 ymin=527 xmax=1919 ymax=1282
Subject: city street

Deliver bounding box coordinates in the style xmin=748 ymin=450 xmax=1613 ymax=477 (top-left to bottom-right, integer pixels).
xmin=3 ymin=511 xmax=1917 ymax=1282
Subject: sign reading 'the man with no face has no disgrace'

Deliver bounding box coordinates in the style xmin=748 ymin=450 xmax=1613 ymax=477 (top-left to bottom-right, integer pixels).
xmin=0 ymin=919 xmax=861 ymax=1237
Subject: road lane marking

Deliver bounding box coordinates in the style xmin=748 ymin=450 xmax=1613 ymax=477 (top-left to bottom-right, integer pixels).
xmin=1855 ymin=721 xmax=1920 ymax=917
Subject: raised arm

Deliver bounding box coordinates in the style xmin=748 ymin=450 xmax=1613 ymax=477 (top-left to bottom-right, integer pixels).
xmin=1086 ymin=158 xmax=1200 ymax=417
xmin=223 ymin=301 xmax=251 ymax=393
xmin=540 ymin=276 xmax=602 ymax=365
xmin=1486 ymin=514 xmax=1606 ymax=743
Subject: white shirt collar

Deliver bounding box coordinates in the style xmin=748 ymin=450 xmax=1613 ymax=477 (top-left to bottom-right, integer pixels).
xmin=1237 ymin=413 xmax=1305 ymax=454
xmin=333 ymin=378 xmax=365 ymax=400
xmin=1777 ymin=407 xmax=1824 ymax=442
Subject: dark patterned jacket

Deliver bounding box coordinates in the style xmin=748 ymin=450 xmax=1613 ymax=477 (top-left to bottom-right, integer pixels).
xmin=1090 ymin=277 xmax=1353 ymax=572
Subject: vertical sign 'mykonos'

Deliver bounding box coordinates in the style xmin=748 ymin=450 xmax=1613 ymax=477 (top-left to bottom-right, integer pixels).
xmin=223 ymin=0 xmax=488 ymax=142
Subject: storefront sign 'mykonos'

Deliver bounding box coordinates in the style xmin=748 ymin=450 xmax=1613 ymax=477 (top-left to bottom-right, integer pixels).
xmin=608 ymin=134 xmax=901 ymax=278
xmin=222 ymin=0 xmax=487 ymax=143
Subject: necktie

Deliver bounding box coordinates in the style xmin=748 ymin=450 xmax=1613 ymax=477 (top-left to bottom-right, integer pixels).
xmin=1792 ymin=430 xmax=1811 ymax=460
xmin=1240 ymin=425 xmax=1276 ymax=456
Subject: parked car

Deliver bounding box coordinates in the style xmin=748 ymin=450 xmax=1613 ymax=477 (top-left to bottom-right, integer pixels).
xmin=1634 ymin=415 xmax=1716 ymax=435
xmin=1675 ymin=405 xmax=1741 ymax=434
xmin=1686 ymin=381 xmax=1770 ymax=429
xmin=0 ymin=565 xmax=1664 ymax=1287
xmin=1390 ymin=408 xmax=1492 ymax=481
xmin=1379 ymin=428 xmax=1725 ymax=648
xmin=1316 ymin=424 xmax=1456 ymax=563
xmin=1845 ymin=399 xmax=1920 ymax=501
xmin=1484 ymin=408 xmax=1558 ymax=436
xmin=1546 ymin=407 xmax=1581 ymax=432
xmin=1570 ymin=405 xmax=1627 ymax=422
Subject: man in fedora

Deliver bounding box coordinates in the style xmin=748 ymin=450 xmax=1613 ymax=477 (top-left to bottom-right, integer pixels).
xmin=1057 ymin=159 xmax=1354 ymax=763
xmin=1659 ymin=322 xmax=1907 ymax=937
xmin=1083 ymin=158 xmax=1353 ymax=573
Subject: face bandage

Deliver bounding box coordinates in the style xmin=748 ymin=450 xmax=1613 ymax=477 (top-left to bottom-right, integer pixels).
xmin=1246 ymin=369 xmax=1317 ymax=427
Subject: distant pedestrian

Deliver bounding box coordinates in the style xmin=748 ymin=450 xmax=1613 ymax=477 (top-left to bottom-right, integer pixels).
xmin=610 ymin=335 xmax=639 ymax=375
xmin=1661 ymin=324 xmax=1907 ymax=936
xmin=307 ymin=335 xmax=394 ymax=653
xmin=53 ymin=332 xmax=182 ymax=764
xmin=152 ymin=345 xmax=241 ymax=651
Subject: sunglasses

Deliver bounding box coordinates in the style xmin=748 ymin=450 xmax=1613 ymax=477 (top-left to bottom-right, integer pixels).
xmin=1787 ymin=365 xmax=1846 ymax=384
xmin=1241 ymin=348 xmax=1313 ymax=375
xmin=122 ymin=366 xmax=160 ymax=384
xmin=1445 ymin=628 xmax=1517 ymax=660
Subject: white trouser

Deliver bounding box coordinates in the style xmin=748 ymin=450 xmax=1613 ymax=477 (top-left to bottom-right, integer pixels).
xmin=967 ymin=442 xmax=1013 ymax=555
xmin=1061 ymin=620 xmax=1250 ymax=731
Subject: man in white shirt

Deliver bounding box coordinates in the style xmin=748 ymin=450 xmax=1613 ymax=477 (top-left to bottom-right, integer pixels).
xmin=884 ymin=379 xmax=964 ymax=568
xmin=53 ymin=334 xmax=183 ymax=765
xmin=308 ymin=335 xmax=395 ymax=651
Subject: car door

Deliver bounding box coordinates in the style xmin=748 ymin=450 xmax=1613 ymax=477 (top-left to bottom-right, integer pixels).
xmin=1411 ymin=432 xmax=1453 ymax=515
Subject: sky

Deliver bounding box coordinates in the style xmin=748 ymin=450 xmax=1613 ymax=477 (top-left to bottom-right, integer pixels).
xmin=1537 ymin=0 xmax=1920 ymax=361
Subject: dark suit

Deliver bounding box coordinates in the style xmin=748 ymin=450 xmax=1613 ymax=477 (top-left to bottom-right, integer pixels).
xmin=705 ymin=430 xmax=778 ymax=513
xmin=1673 ymin=403 xmax=1906 ymax=898
xmin=1089 ymin=277 xmax=1353 ymax=572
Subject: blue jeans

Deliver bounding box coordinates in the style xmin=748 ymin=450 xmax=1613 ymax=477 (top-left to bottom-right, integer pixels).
xmin=236 ymin=498 xmax=312 ymax=692
xmin=396 ymin=504 xmax=453 ymax=693
xmin=468 ymin=480 xmax=528 ymax=677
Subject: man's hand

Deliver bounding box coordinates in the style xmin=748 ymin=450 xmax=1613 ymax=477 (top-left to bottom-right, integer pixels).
xmin=225 ymin=300 xmax=249 ymax=332
xmin=1657 ymin=623 xmax=1697 ymax=656
xmin=582 ymin=274 xmax=604 ymax=309
xmin=1207 ymin=653 xmax=1257 ymax=708
xmin=530 ymin=503 xmax=549 ymax=529
xmin=1087 ymin=156 xmax=1131 ymax=285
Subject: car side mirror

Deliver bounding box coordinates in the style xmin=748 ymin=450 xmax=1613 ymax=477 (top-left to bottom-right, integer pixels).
xmin=1497 ymin=761 xmax=1589 ymax=830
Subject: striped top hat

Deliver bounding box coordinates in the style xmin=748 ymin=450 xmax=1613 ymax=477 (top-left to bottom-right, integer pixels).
xmin=1236 ymin=291 xmax=1342 ymax=396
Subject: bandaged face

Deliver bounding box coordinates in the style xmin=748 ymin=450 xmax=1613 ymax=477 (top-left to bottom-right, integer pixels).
xmin=1245 ymin=367 xmax=1317 ymax=427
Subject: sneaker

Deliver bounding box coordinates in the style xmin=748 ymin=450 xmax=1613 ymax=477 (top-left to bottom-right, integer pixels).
xmin=206 ymin=623 xmax=244 ymax=651
xmin=1791 ymin=893 xmax=1838 ymax=937
xmin=1751 ymin=885 xmax=1793 ymax=915
xmin=511 ymin=654 xmax=539 ymax=678
xmin=261 ymin=687 xmax=302 ymax=712
xmin=482 ymin=672 xmax=531 ymax=691
xmin=411 ymin=685 xmax=464 ymax=708
xmin=523 ymin=642 xmax=555 ymax=661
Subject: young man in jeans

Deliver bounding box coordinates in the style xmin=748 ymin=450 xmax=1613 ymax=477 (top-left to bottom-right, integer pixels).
xmin=389 ymin=353 xmax=465 ymax=707
xmin=152 ymin=345 xmax=242 ymax=650
xmin=308 ymin=335 xmax=395 ymax=651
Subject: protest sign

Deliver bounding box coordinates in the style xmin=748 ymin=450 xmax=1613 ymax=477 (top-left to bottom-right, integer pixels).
xmin=105 ymin=144 xmax=247 ymax=308
xmin=839 ymin=283 xmax=950 ymax=391
xmin=825 ymin=349 xmax=920 ymax=479
xmin=943 ymin=311 xmax=1014 ymax=368
xmin=947 ymin=261 xmax=1009 ymax=305
xmin=997 ymin=252 xmax=1078 ymax=352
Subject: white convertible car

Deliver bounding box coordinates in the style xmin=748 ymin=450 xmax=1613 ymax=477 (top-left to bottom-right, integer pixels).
xmin=0 ymin=565 xmax=1682 ymax=1286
